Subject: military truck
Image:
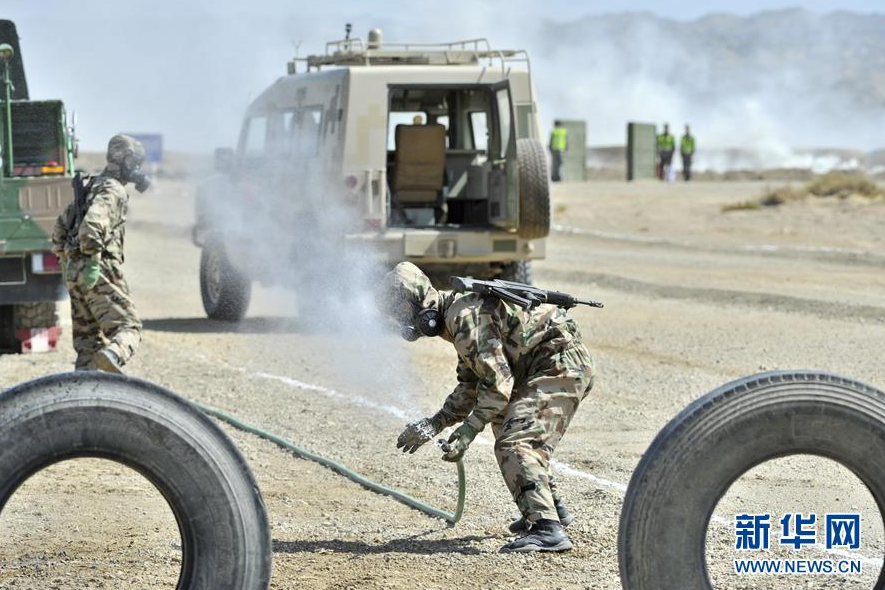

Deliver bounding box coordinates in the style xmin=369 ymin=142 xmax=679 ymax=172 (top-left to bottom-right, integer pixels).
xmin=194 ymin=29 xmax=550 ymax=321
xmin=0 ymin=21 xmax=76 ymax=352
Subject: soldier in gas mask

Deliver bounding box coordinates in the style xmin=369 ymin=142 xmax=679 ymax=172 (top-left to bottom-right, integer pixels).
xmin=381 ymin=262 xmax=597 ymax=553
xmin=51 ymin=134 xmax=149 ymax=372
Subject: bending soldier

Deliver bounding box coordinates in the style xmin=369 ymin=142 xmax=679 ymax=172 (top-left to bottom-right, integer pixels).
xmin=381 ymin=262 xmax=596 ymax=553
xmin=51 ymin=134 xmax=148 ymax=373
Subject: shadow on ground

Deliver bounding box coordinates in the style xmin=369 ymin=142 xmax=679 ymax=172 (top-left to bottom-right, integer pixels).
xmin=142 ymin=316 xmax=304 ymax=334
xmin=272 ymin=534 xmax=494 ymax=556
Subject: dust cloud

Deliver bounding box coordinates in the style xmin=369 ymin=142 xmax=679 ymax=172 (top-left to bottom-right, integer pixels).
xmin=202 ymin=148 xmax=425 ymax=418
xmin=8 ymin=3 xmax=884 ymax=172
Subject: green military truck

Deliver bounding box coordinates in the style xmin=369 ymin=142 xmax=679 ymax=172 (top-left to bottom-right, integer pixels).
xmin=0 ymin=20 xmax=76 ymax=352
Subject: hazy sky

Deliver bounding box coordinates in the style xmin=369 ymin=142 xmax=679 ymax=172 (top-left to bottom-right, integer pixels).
xmin=4 ymin=1 xmax=884 ymax=152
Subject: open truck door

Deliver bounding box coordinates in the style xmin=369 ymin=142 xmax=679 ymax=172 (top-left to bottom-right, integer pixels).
xmin=488 ymin=81 xmax=518 ymax=232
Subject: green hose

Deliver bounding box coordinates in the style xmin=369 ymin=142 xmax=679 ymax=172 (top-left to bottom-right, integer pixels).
xmin=194 ymin=401 xmax=466 ymax=525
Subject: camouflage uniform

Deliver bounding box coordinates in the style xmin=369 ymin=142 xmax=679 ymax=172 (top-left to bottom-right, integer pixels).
xmin=386 ymin=263 xmax=596 ymax=523
xmin=51 ymin=138 xmax=143 ymax=371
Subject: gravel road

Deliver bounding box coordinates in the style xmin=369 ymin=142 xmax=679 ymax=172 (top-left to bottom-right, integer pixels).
xmin=1 ymin=179 xmax=883 ymax=589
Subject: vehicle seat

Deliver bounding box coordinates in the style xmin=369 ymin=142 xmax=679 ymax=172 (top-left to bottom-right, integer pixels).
xmin=392 ymin=124 xmax=447 ymax=222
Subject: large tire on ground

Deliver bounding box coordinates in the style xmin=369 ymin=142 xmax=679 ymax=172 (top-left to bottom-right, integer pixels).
xmin=498 ymin=260 xmax=533 ymax=284
xmin=12 ymin=302 xmax=59 ymax=329
xmin=516 ymin=138 xmax=551 ymax=240
xmin=200 ymin=240 xmax=251 ymax=321
xmin=0 ymin=373 xmax=272 ymax=590
xmin=618 ymin=371 xmax=885 ymax=590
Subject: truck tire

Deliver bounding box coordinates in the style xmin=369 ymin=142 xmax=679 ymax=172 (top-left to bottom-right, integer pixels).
xmin=12 ymin=302 xmax=59 ymax=329
xmin=498 ymin=261 xmax=533 ymax=284
xmin=0 ymin=372 xmax=272 ymax=590
xmin=0 ymin=305 xmax=15 ymax=352
xmin=516 ymin=138 xmax=551 ymax=240
xmin=618 ymin=370 xmax=885 ymax=590
xmin=200 ymin=240 xmax=251 ymax=322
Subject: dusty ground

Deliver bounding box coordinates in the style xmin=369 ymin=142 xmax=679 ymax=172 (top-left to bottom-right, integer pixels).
xmin=1 ymin=178 xmax=884 ymax=589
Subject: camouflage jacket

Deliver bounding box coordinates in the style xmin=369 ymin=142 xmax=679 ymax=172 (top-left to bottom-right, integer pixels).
xmin=437 ymin=291 xmax=585 ymax=431
xmin=51 ymin=174 xmax=129 ymax=263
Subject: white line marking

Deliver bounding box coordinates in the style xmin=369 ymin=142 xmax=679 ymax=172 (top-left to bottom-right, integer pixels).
xmin=252 ymin=371 xmax=412 ymax=422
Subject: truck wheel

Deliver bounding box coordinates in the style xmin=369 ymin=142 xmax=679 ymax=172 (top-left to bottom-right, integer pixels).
xmin=0 ymin=372 xmax=272 ymax=590
xmin=200 ymin=241 xmax=251 ymax=322
xmin=516 ymin=138 xmax=551 ymax=240
xmin=498 ymin=261 xmax=533 ymax=284
xmin=0 ymin=305 xmax=15 ymax=352
xmin=618 ymin=370 xmax=885 ymax=590
xmin=12 ymin=302 xmax=59 ymax=329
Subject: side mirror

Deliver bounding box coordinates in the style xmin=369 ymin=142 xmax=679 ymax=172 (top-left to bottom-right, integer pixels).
xmin=214 ymin=147 xmax=235 ymax=173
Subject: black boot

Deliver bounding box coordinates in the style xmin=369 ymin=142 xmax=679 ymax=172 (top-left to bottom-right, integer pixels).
xmin=502 ymin=519 xmax=573 ymax=553
xmin=508 ymin=498 xmax=574 ymax=533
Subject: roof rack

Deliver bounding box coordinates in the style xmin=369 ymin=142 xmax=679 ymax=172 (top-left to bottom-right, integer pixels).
xmin=290 ymin=35 xmax=532 ymax=79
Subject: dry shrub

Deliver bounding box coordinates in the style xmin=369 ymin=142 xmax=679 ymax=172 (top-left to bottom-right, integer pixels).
xmin=806 ymin=171 xmax=883 ymax=199
xmin=722 ymin=171 xmax=884 ymax=214
xmin=721 ymin=201 xmax=762 ymax=213
xmin=759 ymin=185 xmax=806 ymax=207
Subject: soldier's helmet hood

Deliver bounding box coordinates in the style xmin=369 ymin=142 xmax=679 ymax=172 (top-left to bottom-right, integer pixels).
xmin=380 ymin=262 xmax=441 ymax=326
xmin=106 ymin=134 xmax=146 ymax=168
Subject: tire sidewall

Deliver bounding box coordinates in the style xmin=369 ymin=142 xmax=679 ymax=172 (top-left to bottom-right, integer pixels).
xmin=619 ymin=371 xmax=885 ymax=590
xmin=516 ymin=138 xmax=551 ymax=240
xmin=199 ymin=239 xmax=251 ymax=321
xmin=0 ymin=373 xmax=272 ymax=590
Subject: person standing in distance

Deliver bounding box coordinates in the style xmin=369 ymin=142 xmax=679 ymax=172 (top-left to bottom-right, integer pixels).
xmin=656 ymin=123 xmax=675 ymax=181
xmin=549 ymin=120 xmax=568 ymax=182
xmin=680 ymin=124 xmax=695 ymax=181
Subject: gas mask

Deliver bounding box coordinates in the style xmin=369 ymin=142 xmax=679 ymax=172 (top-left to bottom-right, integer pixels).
xmin=128 ymin=166 xmax=152 ymax=193
xmin=122 ymin=157 xmax=151 ymax=193
xmin=106 ymin=134 xmax=151 ymax=192
xmin=399 ymin=308 xmax=444 ymax=342
xmin=387 ymin=296 xmax=444 ymax=342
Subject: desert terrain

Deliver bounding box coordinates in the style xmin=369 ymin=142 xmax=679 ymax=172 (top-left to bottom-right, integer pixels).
xmin=1 ymin=177 xmax=884 ymax=589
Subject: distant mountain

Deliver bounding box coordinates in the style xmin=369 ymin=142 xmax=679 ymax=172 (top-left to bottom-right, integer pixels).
xmin=531 ymin=8 xmax=885 ymax=150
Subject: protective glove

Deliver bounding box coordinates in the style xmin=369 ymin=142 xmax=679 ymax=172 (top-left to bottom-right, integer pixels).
xmin=397 ymin=414 xmax=444 ymax=454
xmin=83 ymin=259 xmax=101 ymax=289
xmin=442 ymin=422 xmax=479 ymax=462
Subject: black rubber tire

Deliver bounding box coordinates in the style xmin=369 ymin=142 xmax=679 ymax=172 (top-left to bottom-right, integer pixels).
xmin=618 ymin=370 xmax=885 ymax=590
xmin=200 ymin=240 xmax=251 ymax=322
xmin=0 ymin=372 xmax=272 ymax=590
xmin=0 ymin=305 xmax=15 ymax=352
xmin=12 ymin=302 xmax=59 ymax=329
xmin=516 ymin=138 xmax=551 ymax=240
xmin=498 ymin=261 xmax=533 ymax=284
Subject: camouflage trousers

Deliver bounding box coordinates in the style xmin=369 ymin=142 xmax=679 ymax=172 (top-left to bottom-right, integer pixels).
xmin=491 ymin=343 xmax=596 ymax=523
xmin=65 ymin=257 xmax=142 ymax=370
